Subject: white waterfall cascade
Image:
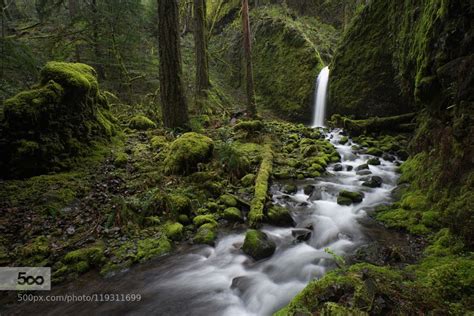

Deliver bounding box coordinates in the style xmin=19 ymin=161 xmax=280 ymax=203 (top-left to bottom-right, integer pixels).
xmin=312 ymin=66 xmax=330 ymax=127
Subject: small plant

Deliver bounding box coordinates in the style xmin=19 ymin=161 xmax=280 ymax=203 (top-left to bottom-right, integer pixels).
xmin=325 ymin=247 xmax=346 ymax=269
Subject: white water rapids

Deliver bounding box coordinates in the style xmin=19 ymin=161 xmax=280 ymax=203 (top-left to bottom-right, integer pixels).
xmin=16 ymin=129 xmax=403 ymax=316
xmin=312 ymin=66 xmax=330 ymax=127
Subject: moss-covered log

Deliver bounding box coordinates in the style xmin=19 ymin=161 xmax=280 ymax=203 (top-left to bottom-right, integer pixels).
xmin=330 ymin=113 xmax=416 ymax=136
xmin=248 ymin=143 xmax=273 ymax=227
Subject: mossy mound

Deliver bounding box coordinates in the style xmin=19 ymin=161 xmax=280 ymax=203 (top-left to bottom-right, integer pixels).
xmin=222 ymin=207 xmax=243 ymax=222
xmin=242 ymin=229 xmax=276 ymax=260
xmin=164 ymin=222 xmax=184 ymax=241
xmin=0 ymin=61 xmax=115 ymax=178
xmin=129 ymin=115 xmax=156 ymax=130
xmin=164 ymin=132 xmax=214 ymax=175
xmin=194 ymin=223 xmax=218 ymax=246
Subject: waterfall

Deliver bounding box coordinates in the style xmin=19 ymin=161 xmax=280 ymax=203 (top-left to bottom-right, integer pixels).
xmin=312 ymin=66 xmax=330 ymax=127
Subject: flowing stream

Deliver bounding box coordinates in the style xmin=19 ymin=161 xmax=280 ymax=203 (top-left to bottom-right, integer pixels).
xmin=11 ymin=129 xmax=403 ymax=316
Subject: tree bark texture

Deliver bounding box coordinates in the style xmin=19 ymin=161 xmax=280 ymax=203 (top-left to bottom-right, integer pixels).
xmin=242 ymin=0 xmax=256 ymax=117
xmin=194 ymin=0 xmax=210 ymax=105
xmin=158 ymin=0 xmax=189 ymax=129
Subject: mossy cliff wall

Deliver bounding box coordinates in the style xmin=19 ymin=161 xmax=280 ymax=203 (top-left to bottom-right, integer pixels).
xmin=214 ymin=6 xmax=337 ymax=122
xmin=0 ymin=62 xmax=115 ymax=178
xmin=330 ymin=0 xmax=473 ymax=245
xmin=329 ymin=0 xmax=472 ymax=119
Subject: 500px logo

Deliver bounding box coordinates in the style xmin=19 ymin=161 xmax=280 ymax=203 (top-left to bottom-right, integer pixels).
xmin=0 ymin=267 xmax=51 ymax=291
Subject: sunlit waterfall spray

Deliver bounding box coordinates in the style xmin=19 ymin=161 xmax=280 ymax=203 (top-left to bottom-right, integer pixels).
xmin=312 ymin=66 xmax=330 ymax=127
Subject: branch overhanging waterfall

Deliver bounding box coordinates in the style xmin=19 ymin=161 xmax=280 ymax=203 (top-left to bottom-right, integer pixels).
xmin=312 ymin=66 xmax=330 ymax=127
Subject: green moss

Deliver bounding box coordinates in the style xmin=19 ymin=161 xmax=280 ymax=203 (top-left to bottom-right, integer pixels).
xmin=114 ymin=152 xmax=128 ymax=167
xmin=339 ymin=136 xmax=349 ymax=145
xmin=222 ymin=207 xmax=242 ymax=222
xmin=136 ymin=236 xmax=172 ymax=262
xmin=164 ymin=132 xmax=214 ymax=175
xmin=129 ymin=115 xmax=156 ymax=130
xmin=19 ymin=236 xmax=51 ymax=266
xmin=193 ymin=215 xmax=217 ymax=227
xmin=167 ymin=194 xmax=192 ymax=216
xmin=240 ymin=174 xmax=256 ymax=187
xmin=1 ymin=61 xmax=115 ymax=178
xmin=367 ymin=157 xmax=381 ymax=165
xmin=219 ymin=194 xmax=237 ymax=207
xmin=194 ymin=223 xmax=217 ymax=245
xmin=164 ymin=222 xmax=184 ymax=241
xmin=267 ymin=205 xmax=293 ymax=226
xmin=249 ymin=143 xmax=273 ymax=227
xmin=242 ymin=229 xmax=276 ymax=260
xmin=338 ymin=191 xmax=364 ymax=205
xmin=61 ymin=242 xmax=105 ymax=274
xmin=366 ymin=147 xmax=383 ymax=156
xmin=233 ymin=120 xmax=264 ymax=132
xmin=150 ymin=135 xmax=168 ymax=150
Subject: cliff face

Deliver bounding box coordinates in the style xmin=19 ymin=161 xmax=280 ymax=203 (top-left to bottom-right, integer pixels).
xmin=329 ymin=0 xmax=473 ymax=120
xmin=331 ymin=0 xmax=473 ymax=246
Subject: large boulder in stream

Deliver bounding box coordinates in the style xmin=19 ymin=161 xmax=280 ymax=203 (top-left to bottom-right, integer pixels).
xmin=242 ymin=230 xmax=276 ymax=260
xmin=337 ymin=190 xmax=364 ymax=205
xmin=266 ymin=205 xmax=294 ymax=226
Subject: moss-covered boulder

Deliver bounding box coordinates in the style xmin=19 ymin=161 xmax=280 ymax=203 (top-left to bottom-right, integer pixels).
xmin=164 ymin=132 xmax=214 ymax=175
xmin=242 ymin=229 xmax=276 ymax=260
xmin=267 ymin=205 xmax=294 ymax=226
xmin=219 ymin=194 xmax=238 ymax=207
xmin=337 ymin=190 xmax=364 ymax=205
xmin=194 ymin=223 xmax=217 ymax=245
xmin=222 ymin=207 xmax=243 ymax=222
xmin=193 ymin=214 xmax=217 ymax=227
xmin=0 ymin=62 xmax=115 ymax=177
xmin=164 ymin=222 xmax=184 ymax=241
xmin=129 ymin=115 xmax=156 ymax=130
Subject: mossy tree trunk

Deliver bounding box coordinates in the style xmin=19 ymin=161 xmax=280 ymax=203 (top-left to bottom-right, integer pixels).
xmin=242 ymin=0 xmax=256 ymax=117
xmin=158 ymin=0 xmax=189 ymax=129
xmin=194 ymin=0 xmax=210 ymax=107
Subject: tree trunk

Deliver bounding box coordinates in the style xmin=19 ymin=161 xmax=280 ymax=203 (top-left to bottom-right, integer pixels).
xmin=91 ymin=0 xmax=105 ymax=79
xmin=68 ymin=0 xmax=81 ymax=61
xmin=158 ymin=0 xmax=189 ymax=129
xmin=194 ymin=0 xmax=210 ymax=107
xmin=242 ymin=0 xmax=256 ymax=117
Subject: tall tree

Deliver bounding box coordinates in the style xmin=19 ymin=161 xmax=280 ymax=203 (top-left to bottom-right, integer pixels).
xmin=158 ymin=0 xmax=189 ymax=129
xmin=194 ymin=0 xmax=210 ymax=106
xmin=241 ymin=0 xmax=256 ymax=117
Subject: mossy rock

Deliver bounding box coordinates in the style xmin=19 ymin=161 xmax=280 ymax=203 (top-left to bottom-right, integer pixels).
xmin=355 ymin=163 xmax=369 ymax=171
xmin=164 ymin=222 xmax=184 ymax=241
xmin=338 ymin=190 xmax=364 ymax=205
xmin=193 ymin=214 xmax=217 ymax=227
xmin=267 ymin=205 xmax=294 ymax=226
xmin=339 ymin=136 xmax=349 ymax=144
xmin=136 ymin=236 xmax=172 ymax=262
xmin=222 ymin=207 xmax=243 ymax=222
xmin=283 ymin=184 xmax=298 ymax=194
xmin=241 ymin=174 xmax=256 ymax=187
xmin=366 ymin=147 xmax=383 ymax=156
xmin=1 ymin=62 xmax=115 ymax=178
xmin=164 ymin=132 xmax=214 ymax=175
xmin=362 ymin=176 xmax=383 ymax=188
xmin=129 ymin=115 xmax=156 ymax=130
xmin=367 ymin=157 xmax=381 ymax=166
xmin=219 ymin=194 xmax=238 ymax=207
xmin=62 ymin=242 xmax=105 ymax=273
xmin=166 ymin=194 xmax=191 ymax=216
xmin=193 ymin=223 xmax=217 ymax=245
xmin=242 ymin=229 xmax=276 ymax=260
